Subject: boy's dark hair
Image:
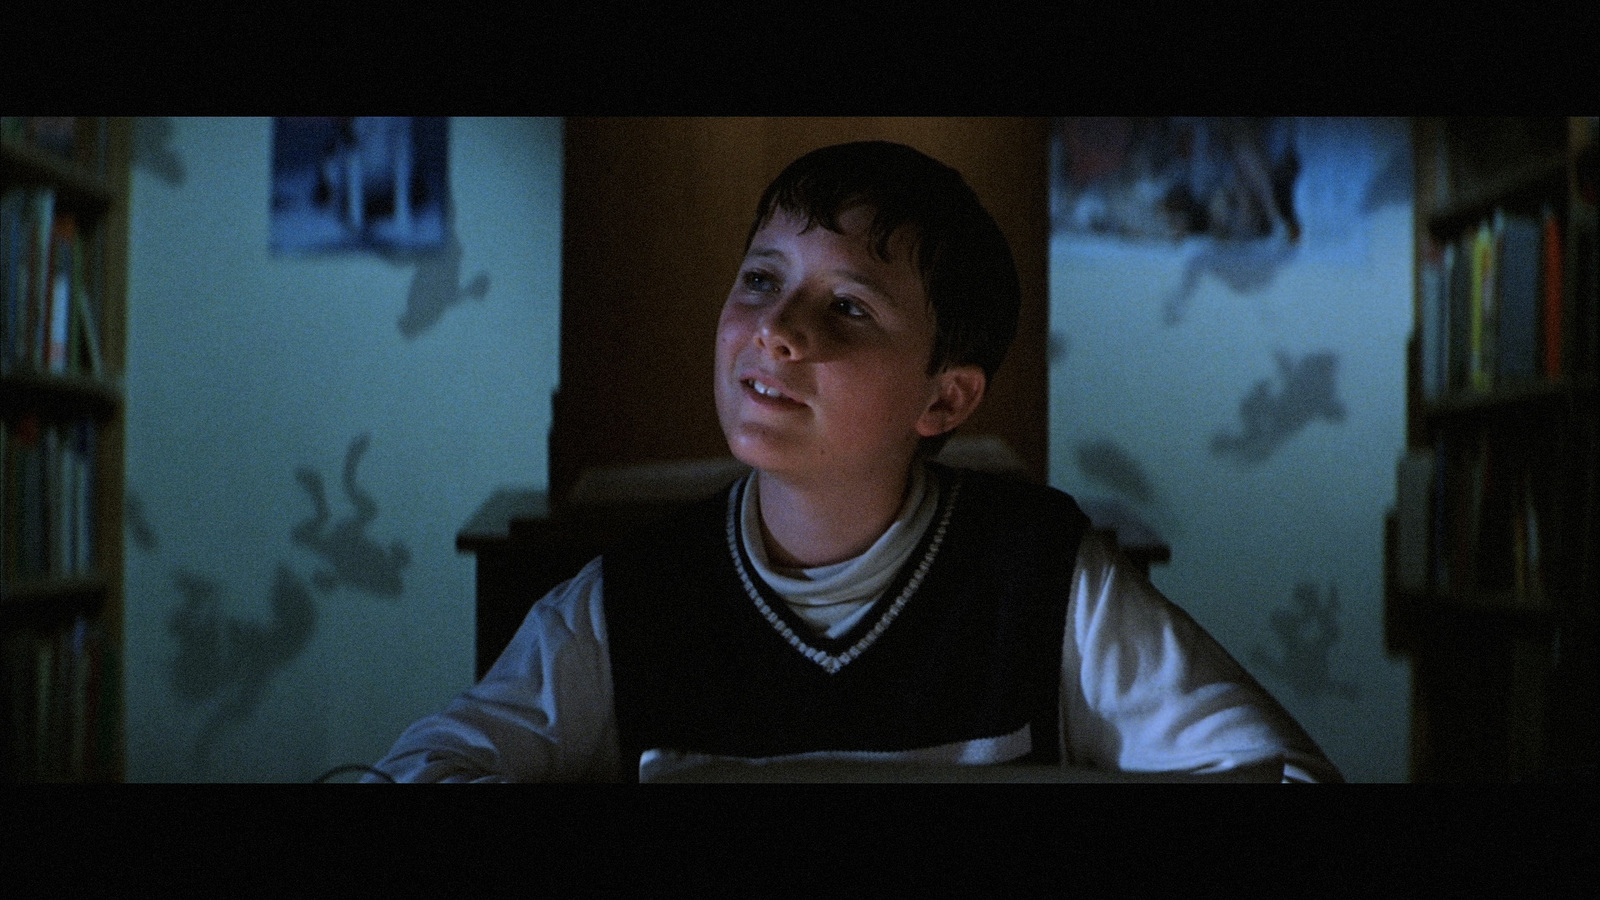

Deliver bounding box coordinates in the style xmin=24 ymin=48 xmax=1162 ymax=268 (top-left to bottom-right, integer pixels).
xmin=745 ymin=141 xmax=1021 ymax=385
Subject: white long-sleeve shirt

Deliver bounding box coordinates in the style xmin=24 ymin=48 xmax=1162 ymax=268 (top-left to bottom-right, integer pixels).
xmin=371 ymin=469 xmax=1342 ymax=783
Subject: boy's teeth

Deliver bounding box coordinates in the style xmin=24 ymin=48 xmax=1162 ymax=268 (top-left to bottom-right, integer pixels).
xmin=752 ymin=380 xmax=783 ymax=398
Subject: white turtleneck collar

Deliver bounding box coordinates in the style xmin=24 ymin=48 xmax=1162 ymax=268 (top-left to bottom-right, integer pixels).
xmin=739 ymin=463 xmax=942 ymax=639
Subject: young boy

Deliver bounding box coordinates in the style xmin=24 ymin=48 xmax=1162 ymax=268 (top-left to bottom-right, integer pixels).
xmin=370 ymin=141 xmax=1342 ymax=783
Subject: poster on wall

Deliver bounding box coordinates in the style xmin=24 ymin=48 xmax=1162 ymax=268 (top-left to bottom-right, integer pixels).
xmin=1050 ymin=117 xmax=1301 ymax=244
xmin=270 ymin=117 xmax=449 ymax=255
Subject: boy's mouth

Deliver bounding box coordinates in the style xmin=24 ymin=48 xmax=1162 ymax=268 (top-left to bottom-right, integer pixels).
xmin=742 ymin=377 xmax=802 ymax=405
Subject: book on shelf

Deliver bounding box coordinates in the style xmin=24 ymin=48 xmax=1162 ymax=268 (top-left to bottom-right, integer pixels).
xmin=1434 ymin=433 xmax=1482 ymax=600
xmin=46 ymin=213 xmax=77 ymax=374
xmin=73 ymin=421 xmax=94 ymax=574
xmin=1572 ymin=195 xmax=1599 ymax=380
xmin=0 ymin=184 xmax=104 ymax=380
xmin=1494 ymin=210 xmax=1542 ymax=383
xmin=1394 ymin=449 xmax=1435 ymax=593
xmin=1469 ymin=217 xmax=1498 ymax=393
xmin=1419 ymin=240 xmax=1447 ymax=401
xmin=72 ymin=235 xmax=103 ymax=378
xmin=1510 ymin=468 xmax=1547 ymax=607
xmin=1 ymin=187 xmax=23 ymax=374
xmin=1448 ymin=229 xmax=1473 ymax=393
xmin=28 ymin=189 xmax=55 ymax=374
xmin=1428 ymin=429 xmax=1552 ymax=611
xmin=0 ymin=423 xmax=5 ymax=600
xmin=1542 ymin=208 xmax=1564 ymax=381
xmin=1419 ymin=200 xmax=1586 ymax=402
xmin=0 ymin=613 xmax=106 ymax=782
xmin=2 ymin=416 xmax=97 ymax=583
xmin=1 ymin=628 xmax=24 ymax=778
xmin=1474 ymin=434 xmax=1517 ymax=599
xmin=1420 ymin=228 xmax=1477 ymax=399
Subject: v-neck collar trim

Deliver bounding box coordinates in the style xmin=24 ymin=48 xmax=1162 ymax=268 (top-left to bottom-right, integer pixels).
xmin=724 ymin=471 xmax=962 ymax=675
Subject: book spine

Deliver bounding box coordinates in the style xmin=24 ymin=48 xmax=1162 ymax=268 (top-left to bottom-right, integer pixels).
xmin=1495 ymin=211 xmax=1541 ymax=383
xmin=1421 ymin=242 xmax=1445 ymax=401
xmin=1 ymin=188 xmax=25 ymax=376
xmin=0 ymin=417 xmax=97 ymax=583
xmin=0 ymin=630 xmax=25 ymax=780
xmin=71 ymin=239 xmax=103 ymax=378
xmin=82 ymin=617 xmax=103 ymax=777
xmin=67 ymin=616 xmax=90 ymax=781
xmin=46 ymin=425 xmax=62 ymax=577
xmin=1580 ymin=223 xmax=1598 ymax=377
xmin=28 ymin=189 xmax=56 ymax=373
xmin=1448 ymin=233 xmax=1472 ymax=393
xmin=1470 ymin=219 xmax=1496 ymax=391
xmin=1395 ymin=450 xmax=1435 ymax=592
xmin=46 ymin=215 xmax=77 ymax=374
xmin=1542 ymin=208 xmax=1564 ymax=380
xmin=18 ymin=418 xmax=44 ymax=578
xmin=2 ymin=421 xmax=12 ymax=588
xmin=74 ymin=421 xmax=94 ymax=575
xmin=0 ymin=422 xmax=6 ymax=595
xmin=34 ymin=630 xmax=52 ymax=778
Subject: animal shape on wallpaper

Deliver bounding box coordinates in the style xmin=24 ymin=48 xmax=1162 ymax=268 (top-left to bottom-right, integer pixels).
xmin=395 ymin=229 xmax=490 ymax=339
xmin=1048 ymin=331 xmax=1072 ymax=365
xmin=1074 ymin=496 xmax=1166 ymax=549
xmin=167 ymin=564 xmax=316 ymax=767
xmin=124 ymin=488 xmax=159 ymax=553
xmin=1211 ymin=351 xmax=1346 ymax=467
xmin=1360 ymin=143 xmax=1413 ymax=214
xmin=1161 ymin=235 xmax=1299 ymax=327
xmin=132 ymin=117 xmax=185 ymax=187
xmin=1073 ymin=439 xmax=1180 ymax=545
xmin=1075 ymin=438 xmax=1157 ymax=505
xmin=292 ymin=433 xmax=411 ymax=597
xmin=1249 ymin=581 xmax=1360 ymax=701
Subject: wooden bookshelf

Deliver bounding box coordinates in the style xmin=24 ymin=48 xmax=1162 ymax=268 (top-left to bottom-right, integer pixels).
xmin=2 ymin=116 xmax=130 ymax=782
xmin=1388 ymin=117 xmax=1598 ymax=782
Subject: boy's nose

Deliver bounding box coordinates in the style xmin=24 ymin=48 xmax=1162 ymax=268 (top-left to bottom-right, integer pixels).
xmin=755 ymin=294 xmax=810 ymax=360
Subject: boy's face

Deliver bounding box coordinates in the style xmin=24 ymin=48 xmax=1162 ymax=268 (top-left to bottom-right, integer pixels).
xmin=715 ymin=205 xmax=974 ymax=487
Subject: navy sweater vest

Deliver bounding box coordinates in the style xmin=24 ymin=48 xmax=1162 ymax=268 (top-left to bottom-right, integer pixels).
xmin=602 ymin=464 xmax=1090 ymax=778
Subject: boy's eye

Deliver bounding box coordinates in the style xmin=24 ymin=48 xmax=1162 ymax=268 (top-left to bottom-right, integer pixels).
xmin=741 ymin=270 xmax=778 ymax=293
xmin=832 ymin=297 xmax=869 ymax=319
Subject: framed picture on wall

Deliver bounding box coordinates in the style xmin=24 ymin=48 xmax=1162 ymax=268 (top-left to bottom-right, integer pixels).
xmin=269 ymin=117 xmax=450 ymax=255
xmin=1050 ymin=117 xmax=1301 ymax=244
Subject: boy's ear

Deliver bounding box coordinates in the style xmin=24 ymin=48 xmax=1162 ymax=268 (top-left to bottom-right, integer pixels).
xmin=916 ymin=364 xmax=987 ymax=438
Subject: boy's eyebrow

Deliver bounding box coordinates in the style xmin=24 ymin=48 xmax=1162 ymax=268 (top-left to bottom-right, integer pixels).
xmin=829 ymin=267 xmax=894 ymax=300
xmin=745 ymin=247 xmax=788 ymax=263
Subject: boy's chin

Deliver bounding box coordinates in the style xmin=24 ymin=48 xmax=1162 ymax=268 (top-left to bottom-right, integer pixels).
xmin=722 ymin=430 xmax=813 ymax=479
xmin=723 ymin=435 xmax=784 ymax=473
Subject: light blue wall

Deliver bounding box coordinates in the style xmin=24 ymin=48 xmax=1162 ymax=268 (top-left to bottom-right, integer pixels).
xmin=1047 ymin=118 xmax=1414 ymax=782
xmin=121 ymin=117 xmax=563 ymax=781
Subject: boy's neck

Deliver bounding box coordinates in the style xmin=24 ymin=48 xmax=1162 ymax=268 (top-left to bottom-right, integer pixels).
xmin=754 ymin=464 xmax=918 ymax=569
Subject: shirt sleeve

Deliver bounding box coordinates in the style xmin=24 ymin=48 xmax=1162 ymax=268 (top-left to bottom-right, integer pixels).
xmin=367 ymin=557 xmax=624 ymax=782
xmin=1060 ymin=532 xmax=1345 ymax=783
